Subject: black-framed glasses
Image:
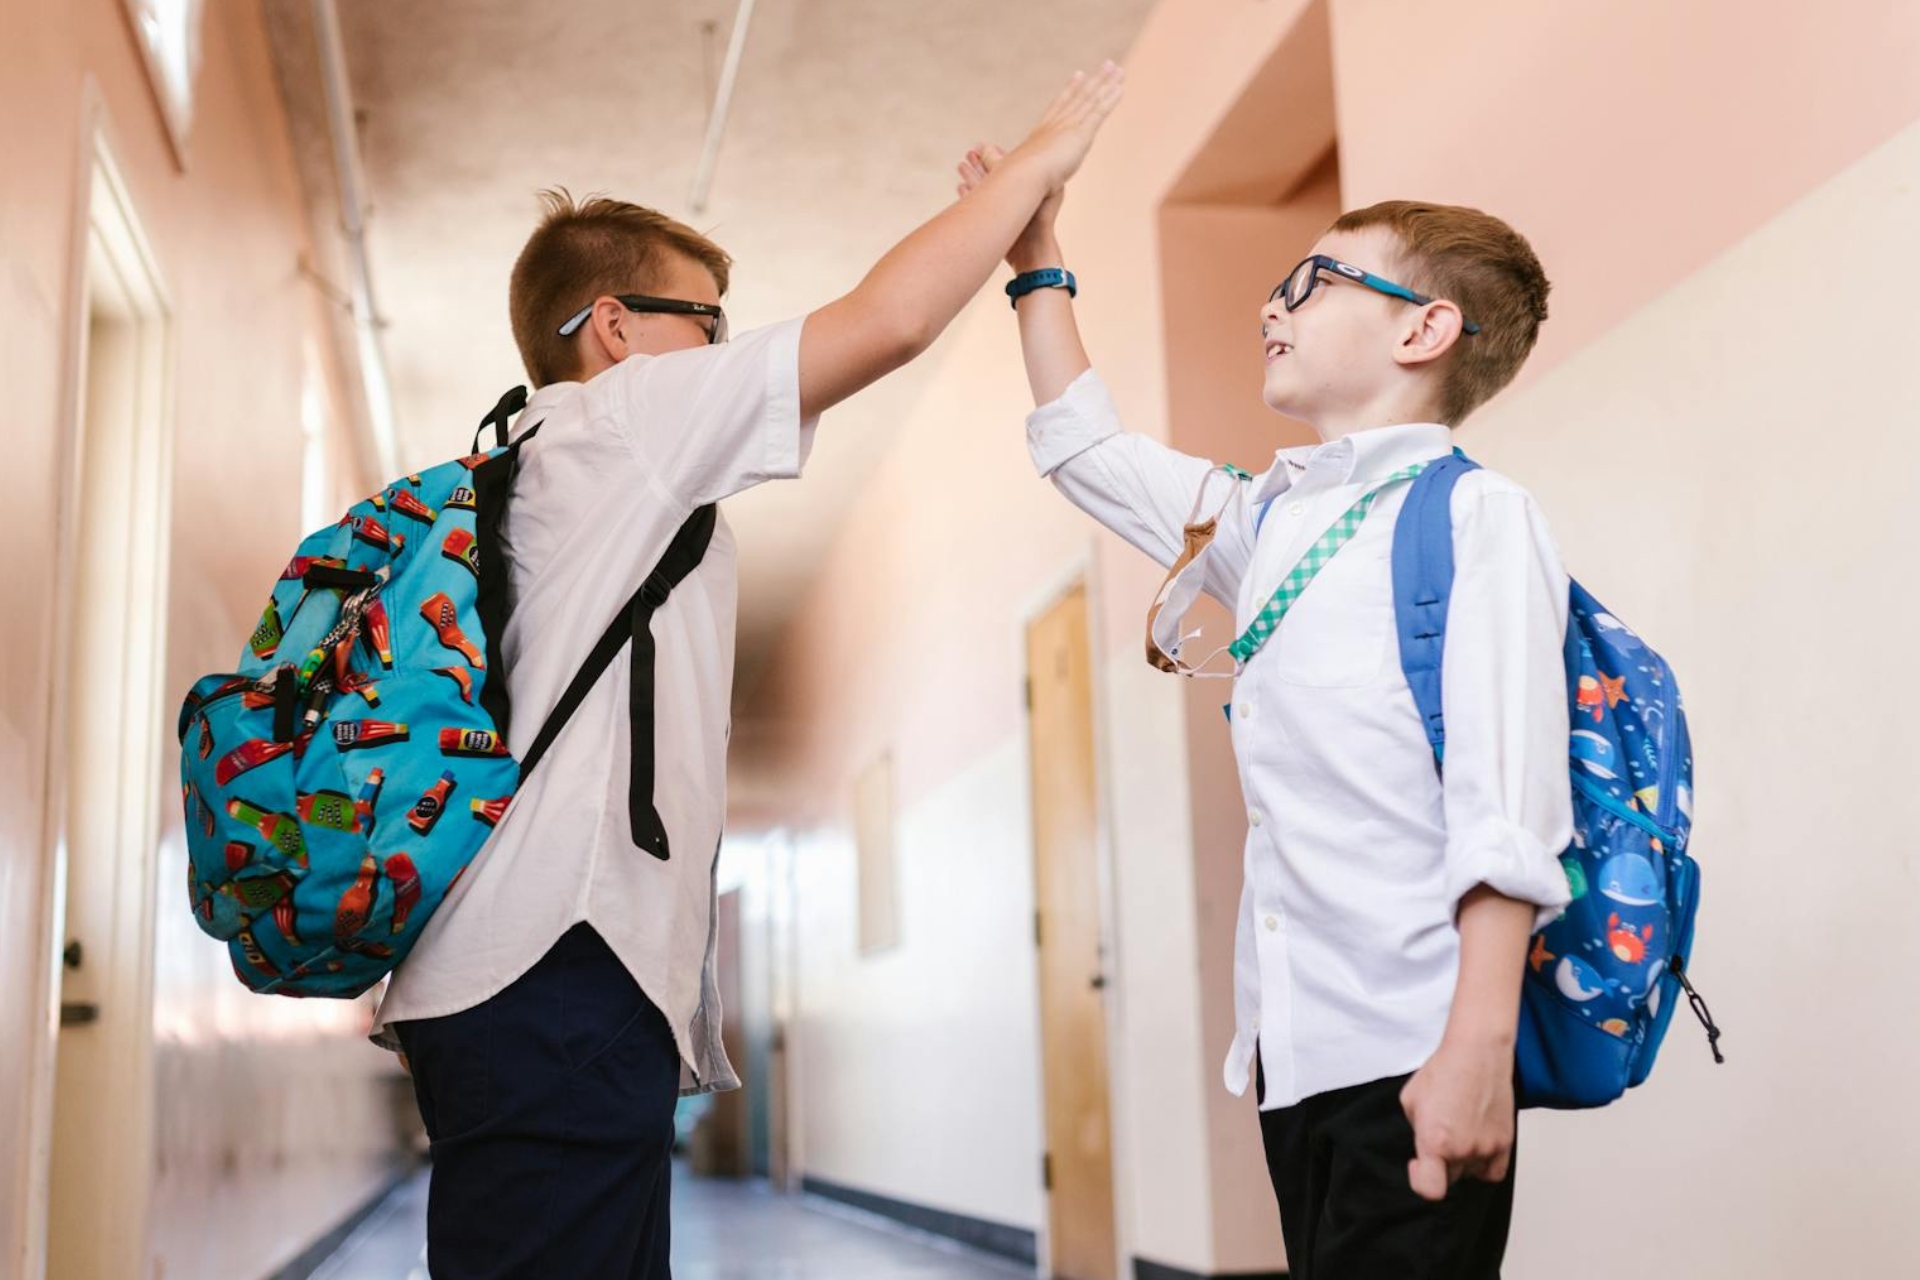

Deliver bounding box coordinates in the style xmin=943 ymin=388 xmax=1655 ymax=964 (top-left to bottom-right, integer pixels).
xmin=556 ymin=294 xmax=729 ymax=343
xmin=1268 ymin=255 xmax=1481 ymax=335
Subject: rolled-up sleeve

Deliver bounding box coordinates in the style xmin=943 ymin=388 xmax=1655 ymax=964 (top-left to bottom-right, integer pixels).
xmin=1027 ymin=369 xmax=1253 ymax=604
xmin=1439 ymin=482 xmax=1576 ymax=927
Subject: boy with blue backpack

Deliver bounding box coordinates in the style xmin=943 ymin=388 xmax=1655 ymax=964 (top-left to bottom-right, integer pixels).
xmin=957 ymin=145 xmax=1716 ymax=1277
xmin=178 ymin=66 xmax=1124 ymax=1279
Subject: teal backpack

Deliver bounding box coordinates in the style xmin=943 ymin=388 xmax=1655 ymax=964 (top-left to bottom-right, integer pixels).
xmin=177 ymin=389 xmax=713 ymax=997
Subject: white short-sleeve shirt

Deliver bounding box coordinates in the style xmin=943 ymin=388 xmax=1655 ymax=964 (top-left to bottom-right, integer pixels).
xmin=373 ymin=318 xmax=818 ymax=1094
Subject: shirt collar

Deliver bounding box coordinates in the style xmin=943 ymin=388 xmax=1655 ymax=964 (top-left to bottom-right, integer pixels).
xmin=1250 ymin=422 xmax=1454 ymax=504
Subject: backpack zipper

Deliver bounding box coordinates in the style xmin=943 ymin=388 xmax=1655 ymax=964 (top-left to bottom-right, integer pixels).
xmin=1670 ymin=955 xmax=1725 ymax=1064
xmin=1569 ymin=770 xmax=1677 ymax=847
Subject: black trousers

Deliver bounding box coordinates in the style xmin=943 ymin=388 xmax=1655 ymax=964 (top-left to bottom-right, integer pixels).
xmin=1258 ymin=1062 xmax=1515 ymax=1280
xmin=396 ymin=923 xmax=681 ymax=1280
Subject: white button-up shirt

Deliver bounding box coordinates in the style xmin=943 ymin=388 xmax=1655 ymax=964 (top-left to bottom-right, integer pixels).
xmin=373 ymin=318 xmax=818 ymax=1094
xmin=1028 ymin=370 xmax=1573 ymax=1110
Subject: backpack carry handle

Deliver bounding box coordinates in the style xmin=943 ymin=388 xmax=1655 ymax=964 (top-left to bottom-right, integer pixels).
xmin=473 ymin=385 xmax=531 ymax=454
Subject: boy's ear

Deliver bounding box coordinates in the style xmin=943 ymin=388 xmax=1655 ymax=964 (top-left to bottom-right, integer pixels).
xmin=1392 ymin=300 xmax=1468 ymax=370
xmin=588 ymin=296 xmax=631 ymax=364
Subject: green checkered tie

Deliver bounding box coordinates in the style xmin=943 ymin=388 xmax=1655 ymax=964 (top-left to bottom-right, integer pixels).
xmin=1228 ymin=464 xmax=1427 ymax=665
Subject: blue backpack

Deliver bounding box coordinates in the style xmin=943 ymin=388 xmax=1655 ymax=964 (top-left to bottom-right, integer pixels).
xmin=177 ymin=389 xmax=714 ymax=998
xmin=1391 ymin=453 xmax=1723 ymax=1108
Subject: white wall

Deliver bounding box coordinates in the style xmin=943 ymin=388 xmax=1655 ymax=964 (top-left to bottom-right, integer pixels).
xmin=1469 ymin=118 xmax=1920 ymax=1280
xmin=788 ymin=737 xmax=1048 ymax=1228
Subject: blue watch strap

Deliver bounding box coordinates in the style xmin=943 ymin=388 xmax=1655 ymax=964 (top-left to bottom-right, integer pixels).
xmin=1006 ymin=268 xmax=1077 ymax=308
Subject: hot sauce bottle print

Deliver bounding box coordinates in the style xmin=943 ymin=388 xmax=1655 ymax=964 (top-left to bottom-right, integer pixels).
xmin=439 ymin=727 xmax=509 ymax=758
xmin=226 ymin=798 xmax=309 ymax=867
xmin=354 ymin=768 xmax=385 ymax=835
xmin=385 ymin=853 xmax=422 ymax=933
xmin=421 ymin=593 xmax=485 ymax=667
xmin=297 ymin=789 xmax=361 ymax=833
xmin=387 ymin=489 xmax=438 ymax=524
xmin=470 ymin=795 xmax=511 ymax=827
xmin=333 ymin=855 xmax=393 ymax=960
xmin=215 ymin=738 xmax=295 ymax=786
xmin=363 ymin=599 xmax=395 ymax=670
xmin=408 ymin=771 xmax=458 ymax=834
xmin=249 ymin=601 xmax=283 ymax=661
xmin=440 ymin=528 xmax=480 ymax=579
xmin=433 ymin=666 xmax=474 ymax=704
xmin=333 ymin=719 xmax=410 ymax=751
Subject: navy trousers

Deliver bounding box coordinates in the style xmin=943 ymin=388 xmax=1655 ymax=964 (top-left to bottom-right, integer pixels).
xmin=396 ymin=923 xmax=681 ymax=1280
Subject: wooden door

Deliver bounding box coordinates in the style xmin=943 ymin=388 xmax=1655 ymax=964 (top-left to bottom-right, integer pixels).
xmin=1026 ymin=586 xmax=1117 ymax=1280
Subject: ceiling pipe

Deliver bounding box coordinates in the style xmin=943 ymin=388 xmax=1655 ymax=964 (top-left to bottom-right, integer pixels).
xmin=689 ymin=0 xmax=758 ymax=214
xmin=311 ymin=0 xmax=399 ymax=479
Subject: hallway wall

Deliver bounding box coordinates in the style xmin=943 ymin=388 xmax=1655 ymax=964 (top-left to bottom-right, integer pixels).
xmin=734 ymin=1 xmax=1920 ymax=1276
xmin=1466 ymin=118 xmax=1920 ymax=1278
xmin=0 ymin=2 xmax=402 ymax=1276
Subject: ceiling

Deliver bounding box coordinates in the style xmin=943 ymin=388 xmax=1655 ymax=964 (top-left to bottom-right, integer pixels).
xmin=267 ymin=0 xmax=1157 ymax=703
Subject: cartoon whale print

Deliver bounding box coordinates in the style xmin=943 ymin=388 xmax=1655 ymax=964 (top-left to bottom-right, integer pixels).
xmin=1591 ymin=613 xmax=1646 ymax=652
xmin=1598 ymin=853 xmax=1662 ymax=908
xmin=1555 ymin=955 xmax=1608 ymax=1003
xmin=1571 ymin=730 xmax=1619 ymax=781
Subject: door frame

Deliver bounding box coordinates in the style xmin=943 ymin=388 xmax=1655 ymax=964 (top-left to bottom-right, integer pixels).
xmin=24 ymin=78 xmax=176 ymax=1280
xmin=1015 ymin=551 xmax=1134 ymax=1278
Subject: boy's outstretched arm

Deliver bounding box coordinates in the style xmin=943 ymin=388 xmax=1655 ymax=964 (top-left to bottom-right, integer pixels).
xmin=954 ymin=139 xmax=1255 ymax=609
xmin=956 ymin=144 xmax=1088 ymax=406
xmin=798 ymin=63 xmax=1124 ymax=420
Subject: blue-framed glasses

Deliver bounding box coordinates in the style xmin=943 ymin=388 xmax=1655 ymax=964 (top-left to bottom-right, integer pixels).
xmin=557 ymin=294 xmax=728 ymax=343
xmin=1268 ymin=255 xmax=1480 ymax=335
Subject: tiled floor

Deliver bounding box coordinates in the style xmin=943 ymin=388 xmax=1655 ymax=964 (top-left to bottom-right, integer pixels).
xmin=309 ymin=1162 xmax=1031 ymax=1280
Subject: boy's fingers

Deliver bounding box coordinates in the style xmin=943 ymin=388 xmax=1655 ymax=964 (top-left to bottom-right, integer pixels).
xmin=1481 ymin=1147 xmax=1511 ymax=1184
xmin=1407 ymin=1153 xmax=1449 ymax=1203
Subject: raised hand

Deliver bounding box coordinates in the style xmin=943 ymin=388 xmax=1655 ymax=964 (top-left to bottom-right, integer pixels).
xmin=957 ymin=143 xmax=1063 ymax=273
xmin=1007 ymin=62 xmax=1124 ymax=191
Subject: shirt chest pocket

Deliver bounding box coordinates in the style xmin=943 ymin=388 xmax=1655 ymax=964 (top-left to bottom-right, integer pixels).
xmin=1260 ymin=547 xmax=1395 ymax=689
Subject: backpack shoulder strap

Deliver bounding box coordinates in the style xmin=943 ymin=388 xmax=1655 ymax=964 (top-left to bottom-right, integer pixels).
xmin=1390 ymin=450 xmax=1480 ymax=764
xmin=517 ymin=504 xmax=718 ymax=860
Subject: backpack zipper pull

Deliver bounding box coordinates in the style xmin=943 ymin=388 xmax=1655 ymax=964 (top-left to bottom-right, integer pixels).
xmin=1670 ymin=956 xmax=1725 ymax=1064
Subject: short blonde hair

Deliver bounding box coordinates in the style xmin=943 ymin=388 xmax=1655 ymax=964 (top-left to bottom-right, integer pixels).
xmin=509 ymin=189 xmax=732 ymax=387
xmin=1331 ymin=201 xmax=1550 ymax=424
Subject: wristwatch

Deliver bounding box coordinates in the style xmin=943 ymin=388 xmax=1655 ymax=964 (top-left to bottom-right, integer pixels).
xmin=1006 ymin=267 xmax=1078 ymax=308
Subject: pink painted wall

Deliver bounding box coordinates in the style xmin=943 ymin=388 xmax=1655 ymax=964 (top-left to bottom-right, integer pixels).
xmin=0 ymin=0 xmax=400 ymax=1274
xmin=1329 ymin=0 xmax=1920 ymax=394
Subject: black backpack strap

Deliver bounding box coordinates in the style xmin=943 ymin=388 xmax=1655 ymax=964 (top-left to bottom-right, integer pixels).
xmin=517 ymin=504 xmax=718 ymax=861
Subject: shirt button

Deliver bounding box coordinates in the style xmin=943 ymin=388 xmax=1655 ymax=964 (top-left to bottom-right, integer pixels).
xmin=1264 ymin=915 xmax=1280 ymax=932
xmin=1288 ymin=502 xmax=1305 ymax=517
xmin=1248 ymin=809 xmax=1263 ymax=827
xmin=1238 ymin=703 xmax=1254 ymax=719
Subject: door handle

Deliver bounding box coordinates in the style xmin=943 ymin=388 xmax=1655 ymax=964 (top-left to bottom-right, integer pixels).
xmin=60 ymin=1002 xmax=100 ymax=1027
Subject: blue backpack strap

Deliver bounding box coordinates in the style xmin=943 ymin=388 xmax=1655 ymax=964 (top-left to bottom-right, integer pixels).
xmin=1390 ymin=449 xmax=1480 ymax=763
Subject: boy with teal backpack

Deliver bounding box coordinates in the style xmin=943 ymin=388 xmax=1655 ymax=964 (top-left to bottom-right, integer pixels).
xmin=958 ymin=145 xmax=1720 ymax=1277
